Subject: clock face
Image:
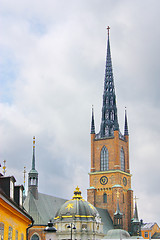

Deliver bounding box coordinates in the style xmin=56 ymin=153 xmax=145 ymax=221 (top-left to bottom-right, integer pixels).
xmin=100 ymin=176 xmax=108 ymax=185
xmin=123 ymin=177 xmax=127 ymax=186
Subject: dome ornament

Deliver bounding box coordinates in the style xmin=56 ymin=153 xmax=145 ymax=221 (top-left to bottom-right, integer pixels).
xmin=72 ymin=186 xmax=83 ymax=200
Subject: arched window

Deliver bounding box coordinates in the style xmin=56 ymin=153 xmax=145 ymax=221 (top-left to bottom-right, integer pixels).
xmin=31 ymin=234 xmax=39 ymax=240
xmin=103 ymin=193 xmax=107 ymax=203
xmin=120 ymin=148 xmax=125 ymax=171
xmin=100 ymin=146 xmax=109 ymax=171
xmin=8 ymin=226 xmax=13 ymax=240
xmin=105 ymin=126 xmax=109 ymax=136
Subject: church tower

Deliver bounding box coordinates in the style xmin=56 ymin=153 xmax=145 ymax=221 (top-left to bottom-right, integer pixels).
xmin=87 ymin=27 xmax=133 ymax=232
xmin=28 ymin=136 xmax=38 ymax=199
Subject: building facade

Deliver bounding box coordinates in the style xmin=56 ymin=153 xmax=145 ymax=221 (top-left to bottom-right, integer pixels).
xmin=87 ymin=27 xmax=133 ymax=232
xmin=0 ymin=174 xmax=33 ymax=240
xmin=54 ymin=187 xmax=104 ymax=240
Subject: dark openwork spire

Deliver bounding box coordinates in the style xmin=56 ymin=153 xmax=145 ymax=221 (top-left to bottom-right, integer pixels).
xmin=124 ymin=108 xmax=129 ymax=136
xmin=91 ymin=106 xmax=95 ymax=134
xmin=98 ymin=26 xmax=119 ymax=139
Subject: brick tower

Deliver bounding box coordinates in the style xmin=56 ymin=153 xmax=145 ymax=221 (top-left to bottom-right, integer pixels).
xmin=87 ymin=27 xmax=133 ymax=232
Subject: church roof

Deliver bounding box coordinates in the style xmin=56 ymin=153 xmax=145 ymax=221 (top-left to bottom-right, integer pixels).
xmin=24 ymin=190 xmax=113 ymax=234
xmin=141 ymin=222 xmax=157 ymax=230
xmin=96 ymin=207 xmax=113 ymax=235
xmin=55 ymin=187 xmax=100 ymax=221
xmin=24 ymin=191 xmax=67 ymax=224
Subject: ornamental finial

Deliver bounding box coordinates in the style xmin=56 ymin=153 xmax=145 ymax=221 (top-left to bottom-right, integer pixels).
xmin=72 ymin=186 xmax=83 ymax=200
xmin=107 ymin=26 xmax=110 ymax=36
xmin=134 ymin=196 xmax=139 ymax=203
xmin=3 ymin=160 xmax=6 ymax=176
xmin=33 ymin=136 xmax=35 ymax=148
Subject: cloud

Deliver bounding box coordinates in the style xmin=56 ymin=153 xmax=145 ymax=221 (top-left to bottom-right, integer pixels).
xmin=1 ymin=0 xmax=160 ymax=226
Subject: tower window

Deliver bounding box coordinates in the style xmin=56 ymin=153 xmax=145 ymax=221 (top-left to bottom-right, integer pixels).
xmin=103 ymin=193 xmax=107 ymax=203
xmin=120 ymin=148 xmax=125 ymax=171
xmin=100 ymin=146 xmax=109 ymax=171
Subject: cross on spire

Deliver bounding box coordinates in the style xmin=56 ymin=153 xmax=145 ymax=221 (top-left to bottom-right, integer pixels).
xmin=134 ymin=196 xmax=139 ymax=203
xmin=107 ymin=26 xmax=110 ymax=36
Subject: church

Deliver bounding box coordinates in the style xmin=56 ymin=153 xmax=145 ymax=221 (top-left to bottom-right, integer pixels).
xmin=23 ymin=27 xmax=144 ymax=240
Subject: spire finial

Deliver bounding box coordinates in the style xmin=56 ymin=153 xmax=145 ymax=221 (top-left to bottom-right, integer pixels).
xmin=72 ymin=186 xmax=83 ymax=200
xmin=3 ymin=160 xmax=6 ymax=176
xmin=32 ymin=136 xmax=36 ymax=170
xmin=23 ymin=166 xmax=26 ymax=196
xmin=107 ymin=26 xmax=110 ymax=36
xmin=134 ymin=196 xmax=139 ymax=203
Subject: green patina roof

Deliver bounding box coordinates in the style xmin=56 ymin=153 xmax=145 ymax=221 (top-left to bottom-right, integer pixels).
xmin=24 ymin=191 xmax=67 ymax=224
xmin=24 ymin=190 xmax=114 ymax=235
xmin=54 ymin=187 xmax=100 ymax=221
xmin=96 ymin=207 xmax=113 ymax=236
xmin=112 ymin=184 xmax=123 ymax=188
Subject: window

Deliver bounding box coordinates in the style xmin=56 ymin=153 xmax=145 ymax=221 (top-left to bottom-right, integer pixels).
xmin=100 ymin=146 xmax=109 ymax=171
xmin=145 ymin=232 xmax=148 ymax=238
xmin=103 ymin=193 xmax=107 ymax=203
xmin=120 ymin=148 xmax=125 ymax=171
xmin=10 ymin=180 xmax=14 ymax=199
xmin=15 ymin=230 xmax=18 ymax=240
xmin=0 ymin=222 xmax=4 ymax=240
xmin=31 ymin=234 xmax=39 ymax=240
xmin=8 ymin=226 xmax=13 ymax=240
xmin=21 ymin=234 xmax=24 ymax=240
xmin=105 ymin=126 xmax=109 ymax=136
xmin=20 ymin=189 xmax=23 ymax=206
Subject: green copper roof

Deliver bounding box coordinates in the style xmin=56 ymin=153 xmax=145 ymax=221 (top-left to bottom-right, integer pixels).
xmin=54 ymin=187 xmax=99 ymax=221
xmin=24 ymin=191 xmax=67 ymax=224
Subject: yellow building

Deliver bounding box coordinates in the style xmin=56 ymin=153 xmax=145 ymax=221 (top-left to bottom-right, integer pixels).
xmin=0 ymin=174 xmax=33 ymax=240
xmin=141 ymin=222 xmax=160 ymax=239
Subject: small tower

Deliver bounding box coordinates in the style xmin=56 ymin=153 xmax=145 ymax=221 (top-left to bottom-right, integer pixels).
xmin=28 ymin=136 xmax=38 ymax=199
xmin=114 ymin=191 xmax=123 ymax=229
xmin=131 ymin=197 xmax=141 ymax=236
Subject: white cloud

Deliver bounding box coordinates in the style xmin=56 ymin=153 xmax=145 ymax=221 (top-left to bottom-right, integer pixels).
xmin=1 ymin=0 xmax=160 ymax=226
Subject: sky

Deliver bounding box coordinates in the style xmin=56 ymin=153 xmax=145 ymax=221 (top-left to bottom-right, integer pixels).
xmin=1 ymin=0 xmax=160 ymax=226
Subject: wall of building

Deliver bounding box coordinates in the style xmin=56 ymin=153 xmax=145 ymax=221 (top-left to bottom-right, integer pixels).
xmin=0 ymin=196 xmax=32 ymax=240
